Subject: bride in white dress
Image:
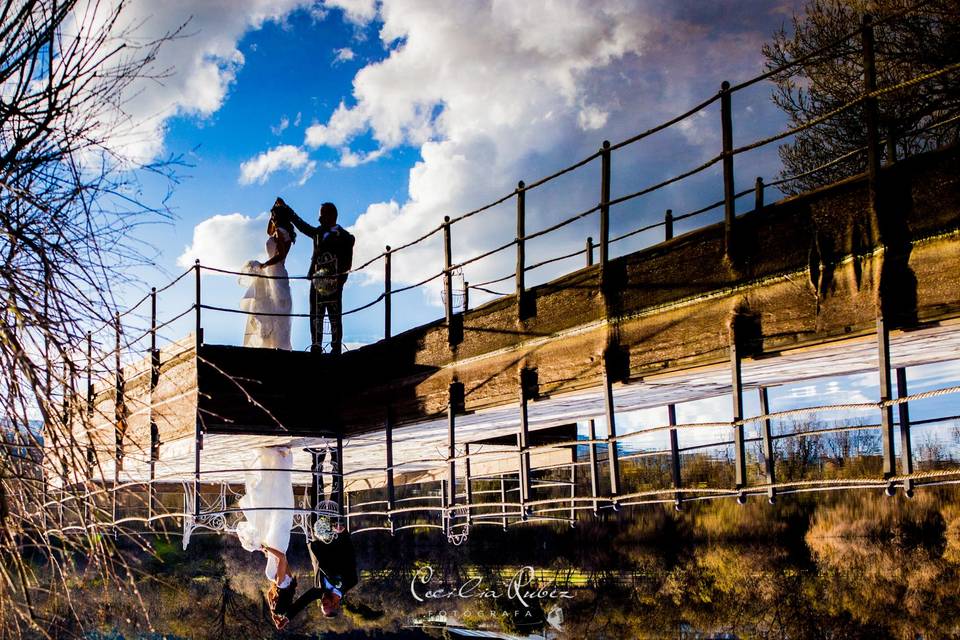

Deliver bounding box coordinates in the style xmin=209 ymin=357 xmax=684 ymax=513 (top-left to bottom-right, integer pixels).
xmin=235 ymin=446 xmax=295 ymax=585
xmin=239 ymin=204 xmax=295 ymax=350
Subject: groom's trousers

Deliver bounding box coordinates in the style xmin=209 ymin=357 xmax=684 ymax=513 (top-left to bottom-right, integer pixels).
xmin=310 ymin=286 xmax=343 ymax=355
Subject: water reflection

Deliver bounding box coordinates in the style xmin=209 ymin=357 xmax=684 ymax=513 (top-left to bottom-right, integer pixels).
xmin=43 ymin=486 xmax=956 ymax=639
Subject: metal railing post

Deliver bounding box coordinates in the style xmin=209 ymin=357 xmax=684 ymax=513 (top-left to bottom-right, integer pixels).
xmin=447 ymin=384 xmax=457 ymax=508
xmin=599 ymin=141 xmax=611 ymax=283
xmin=193 ymin=261 xmax=202 ymax=517
xmin=499 ymin=473 xmax=508 ymax=530
xmin=896 ymin=367 xmax=914 ymax=497
xmin=464 ymin=443 xmax=472 ymax=524
xmin=384 ymin=246 xmax=392 ymax=340
xmin=194 ymin=260 xmax=202 ymax=346
xmin=585 ymin=237 xmax=594 ymax=267
xmin=754 ymin=177 xmax=765 ymax=211
xmin=336 ymin=433 xmax=345 ymax=513
xmin=443 ymin=216 xmax=453 ymax=327
xmin=668 ymin=404 xmax=681 ymax=509
xmin=664 ymin=209 xmax=673 ymax=241
xmin=587 ymin=418 xmax=600 ymax=515
xmin=877 ymin=316 xmax=896 ymax=480
xmin=602 ymin=352 xmax=621 ymax=498
xmin=758 ymin=387 xmax=777 ymax=503
xmin=518 ymin=372 xmax=532 ymax=512
xmin=730 ymin=326 xmax=747 ymax=495
xmin=886 ymin=126 xmax=898 ymax=165
xmin=720 ymin=80 xmax=736 ymax=260
xmin=385 ymin=408 xmax=395 ymax=512
xmin=516 ymin=180 xmax=526 ymax=317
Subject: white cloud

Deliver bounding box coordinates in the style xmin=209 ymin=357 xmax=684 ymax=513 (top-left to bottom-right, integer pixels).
xmin=66 ymin=0 xmax=316 ymax=165
xmin=325 ymin=0 xmax=378 ymax=25
xmin=298 ymin=0 xmax=792 ymax=303
xmin=333 ymin=47 xmax=356 ymax=63
xmin=271 ymin=115 xmax=291 ymax=135
xmin=239 ymin=144 xmax=317 ymax=185
xmin=176 ymin=213 xmax=270 ymax=271
xmin=577 ymin=105 xmax=609 ymax=131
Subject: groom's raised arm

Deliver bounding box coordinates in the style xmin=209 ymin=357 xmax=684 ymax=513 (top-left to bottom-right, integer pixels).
xmin=288 ymin=207 xmax=319 ymax=238
xmin=276 ymin=197 xmax=318 ymax=238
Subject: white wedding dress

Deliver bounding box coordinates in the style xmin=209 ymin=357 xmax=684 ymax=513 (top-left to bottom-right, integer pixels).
xmin=235 ymin=446 xmax=294 ymax=581
xmin=239 ymin=228 xmax=292 ymax=350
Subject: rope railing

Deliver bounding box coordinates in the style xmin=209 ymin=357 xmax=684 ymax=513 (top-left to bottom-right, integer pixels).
xmin=33 ymin=5 xmax=957 ymax=543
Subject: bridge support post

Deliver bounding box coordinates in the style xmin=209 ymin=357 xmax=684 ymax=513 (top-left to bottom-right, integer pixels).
xmin=587 ymin=419 xmax=600 ymax=515
xmin=384 ymin=246 xmax=392 ymax=339
xmin=729 ymin=327 xmax=747 ymax=494
xmin=758 ymin=387 xmax=777 ymax=503
xmin=877 ymin=316 xmax=896 ymax=480
xmin=720 ymin=81 xmax=736 ymax=260
xmin=585 ymin=237 xmax=594 ymax=266
xmin=516 ymin=181 xmax=526 ymax=318
xmin=896 ymin=368 xmax=914 ymax=497
xmin=602 ymin=353 xmax=621 ymax=498
xmin=668 ymin=404 xmax=682 ymax=509
xmin=754 ymin=177 xmax=765 ymax=211
xmin=664 ymin=209 xmax=673 ymax=241
xmin=447 ymin=384 xmax=457 ymax=508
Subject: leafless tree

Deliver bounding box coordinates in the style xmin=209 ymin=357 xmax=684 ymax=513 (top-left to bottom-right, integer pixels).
xmin=0 ymin=1 xmax=181 ymax=636
xmin=763 ymin=0 xmax=960 ymax=194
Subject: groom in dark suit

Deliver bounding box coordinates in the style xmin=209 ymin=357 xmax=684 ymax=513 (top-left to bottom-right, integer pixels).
xmin=272 ymin=197 xmax=354 ymax=355
xmin=275 ymin=527 xmax=358 ymax=627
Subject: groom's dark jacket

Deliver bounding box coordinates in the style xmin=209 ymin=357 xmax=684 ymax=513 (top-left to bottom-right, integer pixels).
xmin=285 ymin=532 xmax=358 ymax=620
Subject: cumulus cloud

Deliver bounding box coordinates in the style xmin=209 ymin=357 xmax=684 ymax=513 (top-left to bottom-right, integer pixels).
xmin=68 ymin=0 xmax=316 ymax=165
xmin=239 ymin=144 xmax=317 ymax=185
xmin=177 ymin=213 xmax=270 ymax=271
xmin=325 ymin=0 xmax=378 ymax=25
xmin=299 ymin=0 xmax=798 ymax=305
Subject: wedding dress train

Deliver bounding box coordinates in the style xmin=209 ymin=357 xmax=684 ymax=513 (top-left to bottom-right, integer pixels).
xmin=235 ymin=446 xmax=294 ymax=581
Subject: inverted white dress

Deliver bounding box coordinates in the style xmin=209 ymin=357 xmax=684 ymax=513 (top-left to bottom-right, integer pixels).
xmin=235 ymin=446 xmax=294 ymax=581
xmin=239 ymin=228 xmax=292 ymax=350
